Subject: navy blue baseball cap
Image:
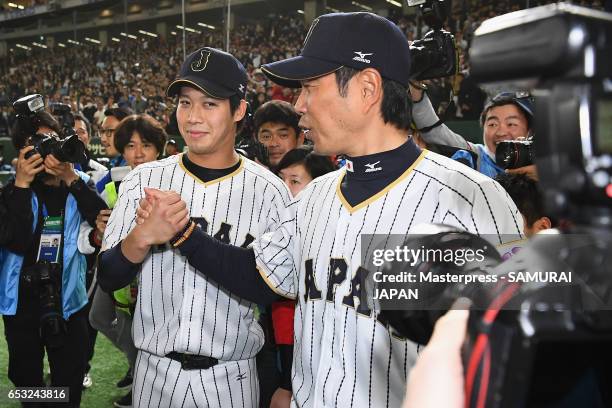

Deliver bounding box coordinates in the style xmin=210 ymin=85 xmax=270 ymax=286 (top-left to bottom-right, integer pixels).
xmin=167 ymin=47 xmax=248 ymax=99
xmin=261 ymin=12 xmax=411 ymax=88
xmin=481 ymin=91 xmax=535 ymax=126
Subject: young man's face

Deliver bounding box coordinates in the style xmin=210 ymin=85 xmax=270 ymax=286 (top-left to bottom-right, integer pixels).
xmin=100 ymin=116 xmax=120 ymax=157
xmin=176 ymin=86 xmax=243 ymax=158
xmin=294 ymin=73 xmax=357 ymax=156
xmin=257 ymin=122 xmax=303 ymax=167
xmin=279 ymin=163 xmax=312 ymax=198
xmin=123 ymin=132 xmax=159 ymax=168
xmin=483 ymin=104 xmax=530 ymax=155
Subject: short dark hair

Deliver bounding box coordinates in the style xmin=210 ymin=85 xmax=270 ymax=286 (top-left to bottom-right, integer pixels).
xmin=73 ymin=113 xmax=91 ymax=136
xmin=104 ymin=106 xmax=134 ymax=122
xmin=495 ymin=173 xmax=556 ymax=227
xmin=335 ymin=67 xmax=412 ymax=132
xmin=253 ymin=100 xmax=300 ymax=136
xmin=114 ymin=114 xmax=167 ymax=156
xmin=276 ymin=146 xmax=336 ymax=180
xmin=11 ymin=111 xmax=62 ymax=149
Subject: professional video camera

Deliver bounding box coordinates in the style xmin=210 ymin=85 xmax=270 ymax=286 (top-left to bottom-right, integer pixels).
xmin=378 ymin=4 xmax=612 ymax=407
xmin=406 ymin=0 xmax=458 ymax=80
xmin=13 ymin=94 xmax=86 ymax=163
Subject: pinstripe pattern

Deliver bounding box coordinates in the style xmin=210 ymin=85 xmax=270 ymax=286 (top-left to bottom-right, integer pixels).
xmin=133 ymin=350 xmax=259 ymax=408
xmin=253 ymin=150 xmax=524 ymax=408
xmin=103 ymin=154 xmax=292 ymax=404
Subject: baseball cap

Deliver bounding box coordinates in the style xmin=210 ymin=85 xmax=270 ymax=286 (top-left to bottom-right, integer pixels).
xmin=481 ymin=91 xmax=535 ymax=125
xmin=167 ymin=47 xmax=248 ymax=99
xmin=104 ymin=106 xmax=134 ymax=121
xmin=261 ymin=12 xmax=411 ymax=88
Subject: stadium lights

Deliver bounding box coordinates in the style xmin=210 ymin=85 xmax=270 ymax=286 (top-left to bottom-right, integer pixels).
xmin=351 ymin=1 xmax=373 ymax=11
xmin=297 ymin=9 xmax=304 ymax=14
xmin=120 ymin=32 xmax=138 ymax=39
xmin=138 ymin=30 xmax=158 ymax=38
xmin=170 ymin=31 xmax=177 ymax=36
xmin=58 ymin=43 xmax=66 ymax=47
xmin=67 ymin=39 xmax=81 ymax=45
xmin=8 ymin=3 xmax=25 ymax=10
xmin=326 ymin=6 xmax=341 ymax=12
xmin=176 ymin=25 xmax=202 ymax=34
xmin=16 ymin=43 xmax=31 ymax=50
xmin=386 ymin=0 xmax=402 ymax=6
xmin=197 ymin=22 xmax=216 ymax=30
xmin=111 ymin=37 xmax=121 ymax=42
xmin=85 ymin=37 xmax=101 ymax=44
xmin=32 ymin=42 xmax=47 ymax=49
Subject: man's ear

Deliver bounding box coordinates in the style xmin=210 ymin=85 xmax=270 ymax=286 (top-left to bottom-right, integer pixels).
xmin=532 ymin=216 xmax=552 ymax=233
xmin=233 ymin=99 xmax=248 ymax=123
xmin=356 ymin=68 xmax=383 ymax=114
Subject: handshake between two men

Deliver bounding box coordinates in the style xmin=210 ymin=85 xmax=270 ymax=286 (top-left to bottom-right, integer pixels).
xmin=120 ymin=188 xmax=191 ymax=264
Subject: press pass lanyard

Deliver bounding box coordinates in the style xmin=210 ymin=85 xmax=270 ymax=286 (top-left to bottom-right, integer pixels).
xmin=36 ymin=205 xmax=64 ymax=263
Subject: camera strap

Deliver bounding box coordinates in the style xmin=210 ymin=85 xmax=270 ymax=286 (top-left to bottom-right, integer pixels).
xmin=36 ymin=205 xmax=63 ymax=263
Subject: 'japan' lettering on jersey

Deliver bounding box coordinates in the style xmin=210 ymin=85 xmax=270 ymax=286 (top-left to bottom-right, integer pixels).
xmin=103 ymin=154 xmax=293 ymax=361
xmin=254 ymin=150 xmax=523 ymax=408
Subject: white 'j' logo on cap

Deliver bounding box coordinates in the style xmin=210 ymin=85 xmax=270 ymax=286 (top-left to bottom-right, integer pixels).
xmin=191 ymin=50 xmax=211 ymax=72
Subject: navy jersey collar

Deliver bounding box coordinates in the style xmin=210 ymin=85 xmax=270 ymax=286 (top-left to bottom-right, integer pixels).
xmin=344 ymin=138 xmax=422 ymax=181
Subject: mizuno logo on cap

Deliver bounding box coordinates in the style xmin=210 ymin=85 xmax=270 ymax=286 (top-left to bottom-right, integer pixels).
xmin=353 ymin=51 xmax=373 ymax=64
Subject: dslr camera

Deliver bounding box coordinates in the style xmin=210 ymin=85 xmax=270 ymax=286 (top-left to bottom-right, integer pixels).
xmin=406 ymin=0 xmax=458 ymax=80
xmin=13 ymin=94 xmax=86 ymax=163
xmin=495 ymin=138 xmax=535 ymax=169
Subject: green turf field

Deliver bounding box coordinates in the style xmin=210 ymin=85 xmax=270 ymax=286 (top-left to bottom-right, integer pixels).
xmin=0 ymin=318 xmax=130 ymax=407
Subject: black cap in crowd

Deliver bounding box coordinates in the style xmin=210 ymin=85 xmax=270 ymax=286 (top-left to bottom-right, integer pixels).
xmin=261 ymin=12 xmax=411 ymax=88
xmin=167 ymin=47 xmax=248 ymax=99
xmin=104 ymin=106 xmax=134 ymax=121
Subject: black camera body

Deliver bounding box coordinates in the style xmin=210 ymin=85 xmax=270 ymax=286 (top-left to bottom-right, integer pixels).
xmin=50 ymin=102 xmax=76 ymax=139
xmin=25 ymin=132 xmax=86 ymax=163
xmin=408 ymin=0 xmax=458 ymax=80
xmin=495 ymin=138 xmax=535 ymax=169
xmin=13 ymin=94 xmax=86 ymax=164
xmin=27 ymin=261 xmax=66 ymax=349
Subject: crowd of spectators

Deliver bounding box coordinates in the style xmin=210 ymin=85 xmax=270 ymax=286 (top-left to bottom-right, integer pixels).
xmin=0 ymin=0 xmax=605 ymax=142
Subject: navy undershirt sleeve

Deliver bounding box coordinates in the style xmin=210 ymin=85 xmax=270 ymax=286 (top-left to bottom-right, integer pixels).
xmin=177 ymin=226 xmax=281 ymax=305
xmin=98 ymin=243 xmax=141 ymax=292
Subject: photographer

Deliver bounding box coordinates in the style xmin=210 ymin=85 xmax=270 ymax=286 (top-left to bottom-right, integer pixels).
xmin=73 ymin=113 xmax=107 ymax=184
xmin=409 ymin=84 xmax=537 ymax=180
xmin=0 ymin=105 xmax=106 ymax=406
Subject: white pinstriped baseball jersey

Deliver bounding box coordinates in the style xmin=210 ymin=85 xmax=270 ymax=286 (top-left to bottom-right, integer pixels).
xmin=253 ymin=149 xmax=523 ymax=408
xmin=103 ymin=153 xmax=293 ymax=361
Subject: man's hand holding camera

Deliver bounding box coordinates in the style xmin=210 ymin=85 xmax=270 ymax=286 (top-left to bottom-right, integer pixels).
xmin=121 ymin=188 xmax=190 ymax=264
xmin=14 ymin=146 xmax=44 ymax=188
xmin=43 ymin=154 xmax=79 ymax=186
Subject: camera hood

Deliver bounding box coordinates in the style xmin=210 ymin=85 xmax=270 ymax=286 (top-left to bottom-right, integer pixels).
xmin=470 ymin=3 xmax=612 ymax=83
